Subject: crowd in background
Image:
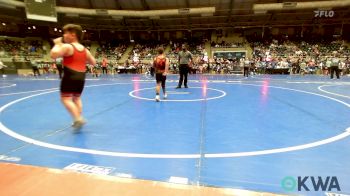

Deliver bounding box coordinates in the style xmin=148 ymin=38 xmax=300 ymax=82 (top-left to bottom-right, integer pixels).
xmin=0 ymin=39 xmax=46 ymax=60
xmin=0 ymin=36 xmax=349 ymax=77
xmin=130 ymin=41 xmax=166 ymax=62
xmin=175 ymin=38 xmax=350 ymax=76
xmin=249 ymin=38 xmax=350 ymax=75
xmin=95 ymin=42 xmax=127 ymax=61
xmin=211 ymin=41 xmax=246 ymax=48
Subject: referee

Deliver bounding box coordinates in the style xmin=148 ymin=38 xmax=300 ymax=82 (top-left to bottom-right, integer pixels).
xmin=330 ymin=54 xmax=340 ymax=79
xmin=176 ymin=44 xmax=193 ymax=89
xmin=243 ymin=58 xmax=250 ymax=77
xmin=56 ymin=57 xmax=63 ymax=79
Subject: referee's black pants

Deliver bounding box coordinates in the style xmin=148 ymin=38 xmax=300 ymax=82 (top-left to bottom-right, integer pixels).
xmin=330 ymin=66 xmax=340 ymax=79
xmin=178 ymin=64 xmax=189 ymax=87
xmin=243 ymin=67 xmax=249 ymax=77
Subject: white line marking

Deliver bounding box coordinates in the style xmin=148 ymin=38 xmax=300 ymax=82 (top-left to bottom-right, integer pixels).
xmin=0 ymin=83 xmax=200 ymax=159
xmin=166 ymin=91 xmax=190 ymax=95
xmin=318 ymin=84 xmax=350 ymax=99
xmin=250 ymin=76 xmax=289 ymax=81
xmin=132 ymin=79 xmax=153 ymax=82
xmin=0 ymin=154 xmax=21 ymax=162
xmin=0 ymin=82 xmax=131 ymax=96
xmin=287 ymin=81 xmax=350 ymax=84
xmin=15 ymin=78 xmax=59 ymax=81
xmin=132 ymin=79 xmax=258 ymax=83
xmin=129 ymin=87 xmax=226 ymax=102
xmin=0 ymin=83 xmax=16 ymax=89
xmin=0 ymin=83 xmax=350 ymax=158
xmin=231 ymin=83 xmax=350 ymax=108
xmin=286 ymin=81 xmax=328 ymax=84
xmin=0 ymin=103 xmax=199 ymax=159
xmin=210 ymin=80 xmax=226 ymax=83
xmin=16 ymin=78 xmax=97 ymax=81
xmin=169 ymin=176 xmax=189 ymax=184
xmin=205 ymin=128 xmax=350 ymax=158
xmin=0 ymin=88 xmax=58 ymax=96
xmin=115 ymin=173 xmax=133 ymax=178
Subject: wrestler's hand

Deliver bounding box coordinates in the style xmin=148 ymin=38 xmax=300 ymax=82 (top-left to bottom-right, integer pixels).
xmin=53 ymin=37 xmax=63 ymax=45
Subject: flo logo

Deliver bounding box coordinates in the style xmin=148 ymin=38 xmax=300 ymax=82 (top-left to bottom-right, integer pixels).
xmin=281 ymin=176 xmax=341 ymax=192
xmin=314 ymin=10 xmax=335 ymax=18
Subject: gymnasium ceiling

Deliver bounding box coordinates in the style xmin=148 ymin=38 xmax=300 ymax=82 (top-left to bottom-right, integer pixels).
xmin=0 ymin=0 xmax=349 ymax=31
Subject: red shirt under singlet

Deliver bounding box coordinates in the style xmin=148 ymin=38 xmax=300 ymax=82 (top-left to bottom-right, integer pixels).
xmin=154 ymin=56 xmax=166 ymax=72
xmin=102 ymin=58 xmax=108 ymax=67
xmin=63 ymin=44 xmax=87 ymax=72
